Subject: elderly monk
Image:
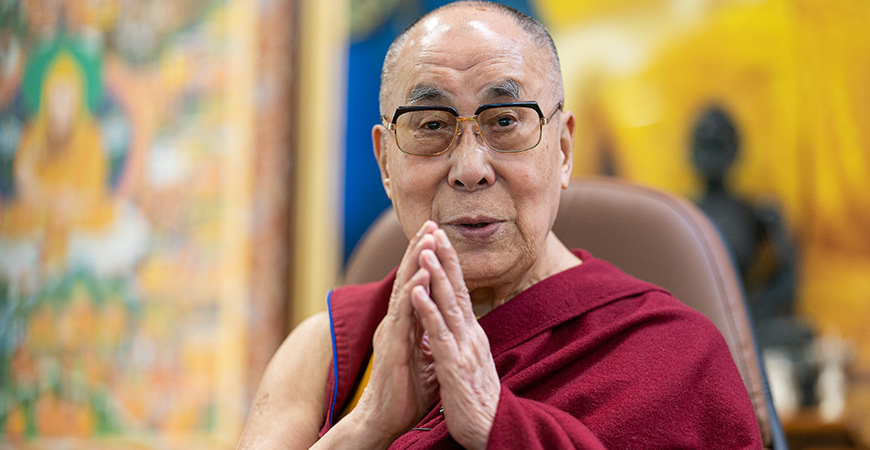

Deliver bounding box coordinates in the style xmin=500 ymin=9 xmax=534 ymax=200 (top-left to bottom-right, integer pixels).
xmin=238 ymin=2 xmax=762 ymax=449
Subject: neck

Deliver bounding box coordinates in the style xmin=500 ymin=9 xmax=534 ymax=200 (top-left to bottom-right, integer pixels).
xmin=705 ymin=176 xmax=727 ymax=192
xmin=468 ymin=232 xmax=580 ymax=317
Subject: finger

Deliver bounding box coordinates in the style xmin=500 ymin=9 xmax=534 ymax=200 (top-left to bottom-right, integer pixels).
xmin=394 ymin=221 xmax=437 ymax=285
xmin=419 ymin=248 xmax=468 ymax=341
xmin=388 ymin=226 xmax=438 ymax=319
xmin=387 ymin=267 xmax=431 ymax=326
xmin=420 ymin=331 xmax=433 ymax=358
xmin=433 ymin=228 xmax=475 ymax=320
xmin=394 ymin=221 xmax=439 ymax=286
xmin=410 ymin=285 xmax=458 ymax=358
xmin=379 ymin=266 xmax=432 ymax=344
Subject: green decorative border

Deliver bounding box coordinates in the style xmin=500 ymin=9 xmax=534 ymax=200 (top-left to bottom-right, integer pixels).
xmin=21 ymin=35 xmax=103 ymax=117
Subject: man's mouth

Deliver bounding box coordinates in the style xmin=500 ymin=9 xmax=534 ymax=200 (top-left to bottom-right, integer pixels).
xmin=444 ymin=218 xmax=502 ymax=240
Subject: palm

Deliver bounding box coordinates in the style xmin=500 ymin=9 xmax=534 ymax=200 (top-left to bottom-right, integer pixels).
xmin=360 ymin=315 xmax=438 ymax=436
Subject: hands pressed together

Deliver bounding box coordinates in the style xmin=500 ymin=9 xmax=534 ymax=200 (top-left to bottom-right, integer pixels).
xmin=346 ymin=221 xmax=501 ymax=450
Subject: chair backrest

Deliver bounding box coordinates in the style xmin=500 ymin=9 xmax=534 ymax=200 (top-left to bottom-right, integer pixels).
xmin=344 ymin=177 xmax=786 ymax=450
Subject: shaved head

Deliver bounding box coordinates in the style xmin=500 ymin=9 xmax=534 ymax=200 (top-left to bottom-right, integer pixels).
xmin=379 ymin=1 xmax=563 ymax=117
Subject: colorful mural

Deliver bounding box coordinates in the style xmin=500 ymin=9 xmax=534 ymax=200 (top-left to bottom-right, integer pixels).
xmin=0 ymin=0 xmax=260 ymax=446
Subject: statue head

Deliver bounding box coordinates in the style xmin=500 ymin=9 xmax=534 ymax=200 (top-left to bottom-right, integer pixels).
xmin=691 ymin=106 xmax=739 ymax=185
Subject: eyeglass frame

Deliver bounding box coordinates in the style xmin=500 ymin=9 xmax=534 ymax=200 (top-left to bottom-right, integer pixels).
xmin=381 ymin=100 xmax=563 ymax=156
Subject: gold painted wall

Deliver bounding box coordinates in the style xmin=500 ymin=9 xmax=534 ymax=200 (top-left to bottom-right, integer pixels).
xmin=546 ymin=0 xmax=870 ymax=371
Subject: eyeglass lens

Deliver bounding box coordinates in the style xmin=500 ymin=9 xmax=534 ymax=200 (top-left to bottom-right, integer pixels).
xmin=395 ymin=105 xmax=541 ymax=155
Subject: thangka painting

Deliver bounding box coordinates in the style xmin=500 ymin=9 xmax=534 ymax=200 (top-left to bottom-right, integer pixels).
xmin=0 ymin=0 xmax=266 ymax=447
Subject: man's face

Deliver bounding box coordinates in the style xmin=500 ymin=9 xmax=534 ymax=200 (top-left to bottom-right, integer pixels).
xmin=373 ymin=7 xmax=574 ymax=290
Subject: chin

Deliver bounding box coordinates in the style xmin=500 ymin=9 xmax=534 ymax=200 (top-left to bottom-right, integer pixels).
xmin=458 ymin=250 xmax=522 ymax=286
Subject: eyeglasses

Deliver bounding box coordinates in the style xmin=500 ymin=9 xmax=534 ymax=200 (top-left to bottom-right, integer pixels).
xmin=382 ymin=101 xmax=563 ymax=156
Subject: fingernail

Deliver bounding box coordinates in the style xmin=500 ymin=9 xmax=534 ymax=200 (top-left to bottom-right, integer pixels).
xmin=413 ymin=285 xmax=429 ymax=300
xmin=419 ymin=234 xmax=437 ymax=252
xmin=435 ymin=229 xmax=450 ymax=247
xmin=424 ymin=250 xmax=438 ymax=266
xmin=414 ymin=267 xmax=428 ymax=279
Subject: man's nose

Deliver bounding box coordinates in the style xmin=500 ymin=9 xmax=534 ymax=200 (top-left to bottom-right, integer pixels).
xmin=447 ymin=121 xmax=495 ymax=191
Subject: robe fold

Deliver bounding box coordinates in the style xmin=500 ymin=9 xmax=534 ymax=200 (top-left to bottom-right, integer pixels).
xmin=320 ymin=249 xmax=762 ymax=449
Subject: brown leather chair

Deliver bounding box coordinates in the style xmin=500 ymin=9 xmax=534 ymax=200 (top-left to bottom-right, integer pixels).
xmin=344 ymin=176 xmax=787 ymax=450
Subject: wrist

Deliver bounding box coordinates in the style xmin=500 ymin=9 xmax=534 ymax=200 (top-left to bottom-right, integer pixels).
xmin=456 ymin=411 xmax=494 ymax=450
xmin=347 ymin=407 xmax=399 ymax=449
xmin=449 ymin=385 xmax=499 ymax=450
xmin=314 ymin=411 xmax=395 ymax=450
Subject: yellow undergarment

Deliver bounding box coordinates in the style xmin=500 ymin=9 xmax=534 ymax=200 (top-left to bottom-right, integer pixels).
xmin=339 ymin=353 xmax=373 ymax=419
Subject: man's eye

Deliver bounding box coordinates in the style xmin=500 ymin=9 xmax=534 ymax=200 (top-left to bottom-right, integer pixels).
xmin=424 ymin=121 xmax=443 ymax=130
xmin=489 ymin=112 xmax=519 ymax=129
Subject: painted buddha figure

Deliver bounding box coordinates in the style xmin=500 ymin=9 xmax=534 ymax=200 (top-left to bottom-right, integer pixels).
xmin=2 ymin=52 xmax=115 ymax=273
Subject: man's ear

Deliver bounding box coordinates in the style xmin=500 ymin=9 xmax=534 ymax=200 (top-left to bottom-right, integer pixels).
xmin=559 ymin=109 xmax=576 ymax=189
xmin=372 ymin=124 xmax=392 ymax=199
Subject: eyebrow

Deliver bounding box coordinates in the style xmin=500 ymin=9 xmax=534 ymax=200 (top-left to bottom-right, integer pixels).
xmin=407 ymin=85 xmax=448 ymax=104
xmin=483 ymin=79 xmax=521 ymax=101
xmin=404 ymin=79 xmax=522 ymax=106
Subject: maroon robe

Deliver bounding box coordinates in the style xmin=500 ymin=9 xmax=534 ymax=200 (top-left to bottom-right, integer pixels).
xmin=320 ymin=249 xmax=762 ymax=449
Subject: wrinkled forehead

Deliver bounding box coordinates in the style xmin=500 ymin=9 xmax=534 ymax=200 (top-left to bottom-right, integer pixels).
xmin=387 ymin=8 xmax=550 ymax=109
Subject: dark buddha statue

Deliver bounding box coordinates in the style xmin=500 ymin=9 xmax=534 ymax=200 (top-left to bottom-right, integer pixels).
xmin=691 ymin=106 xmax=817 ymax=406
